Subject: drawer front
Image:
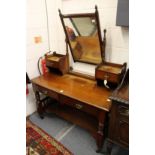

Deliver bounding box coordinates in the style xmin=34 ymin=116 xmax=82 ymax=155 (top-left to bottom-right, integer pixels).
xmin=117 ymin=119 xmax=129 ymax=146
xmin=46 ymin=60 xmax=59 ymax=68
xmin=33 ymin=84 xmax=59 ymax=100
xmin=95 ymin=70 xmax=120 ymax=83
xmin=59 ymin=95 xmax=98 ymax=117
xmin=108 ymin=103 xmax=129 ymax=147
xmin=118 ymin=105 xmax=129 ymax=121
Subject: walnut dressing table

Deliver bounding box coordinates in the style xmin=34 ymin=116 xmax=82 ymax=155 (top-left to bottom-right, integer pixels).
xmin=31 ymin=72 xmax=112 ymax=151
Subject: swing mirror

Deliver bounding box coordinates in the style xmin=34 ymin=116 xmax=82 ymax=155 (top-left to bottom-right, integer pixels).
xmin=59 ymin=6 xmax=106 ymax=65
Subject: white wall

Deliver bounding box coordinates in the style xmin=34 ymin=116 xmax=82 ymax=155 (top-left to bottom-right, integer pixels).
xmin=26 ymin=0 xmax=62 ymax=116
xmin=26 ymin=0 xmax=129 ymax=116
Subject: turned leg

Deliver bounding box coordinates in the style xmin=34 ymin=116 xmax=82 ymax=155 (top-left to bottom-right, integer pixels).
xmin=96 ymin=111 xmax=106 ymax=153
xmin=34 ymin=91 xmax=44 ymax=119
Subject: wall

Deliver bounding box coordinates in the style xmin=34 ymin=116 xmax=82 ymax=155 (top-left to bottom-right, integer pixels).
xmin=26 ymin=0 xmax=129 ymax=116
xmin=26 ymin=0 xmax=62 ymax=116
xmin=27 ymin=0 xmax=62 ymax=79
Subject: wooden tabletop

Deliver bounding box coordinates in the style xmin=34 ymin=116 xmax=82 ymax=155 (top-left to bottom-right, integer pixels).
xmin=31 ymin=72 xmax=112 ymax=111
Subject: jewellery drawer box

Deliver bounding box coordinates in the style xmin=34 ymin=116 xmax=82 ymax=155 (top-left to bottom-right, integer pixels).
xmin=95 ymin=61 xmax=126 ymax=86
xmin=45 ymin=52 xmax=69 ymax=75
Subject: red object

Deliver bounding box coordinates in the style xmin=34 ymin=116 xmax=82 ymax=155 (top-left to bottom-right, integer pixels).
xmin=26 ymin=84 xmax=29 ymax=95
xmin=41 ymin=58 xmax=48 ymax=75
xmin=26 ymin=120 xmax=73 ymax=155
xmin=66 ymin=26 xmax=76 ymax=41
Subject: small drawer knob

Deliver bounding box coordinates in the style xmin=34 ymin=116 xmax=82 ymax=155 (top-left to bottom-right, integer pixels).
xmin=75 ymin=104 xmax=83 ymax=109
xmin=104 ymin=74 xmax=109 ymax=80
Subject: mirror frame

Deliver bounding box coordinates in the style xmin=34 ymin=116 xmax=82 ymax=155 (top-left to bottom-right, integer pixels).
xmin=59 ymin=6 xmax=106 ymax=65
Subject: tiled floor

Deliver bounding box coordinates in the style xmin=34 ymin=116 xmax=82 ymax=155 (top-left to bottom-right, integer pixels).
xmin=29 ymin=112 xmax=129 ymax=155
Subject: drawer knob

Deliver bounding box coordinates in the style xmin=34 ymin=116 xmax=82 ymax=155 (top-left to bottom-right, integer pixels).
xmin=75 ymin=104 xmax=83 ymax=109
xmin=104 ymin=74 xmax=109 ymax=80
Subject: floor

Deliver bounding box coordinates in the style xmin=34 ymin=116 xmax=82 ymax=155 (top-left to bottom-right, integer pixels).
xmin=29 ymin=112 xmax=129 ymax=155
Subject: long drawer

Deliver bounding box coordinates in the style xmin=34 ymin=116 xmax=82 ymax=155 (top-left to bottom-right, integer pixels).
xmin=33 ymin=84 xmax=59 ymax=100
xmin=59 ymin=95 xmax=99 ymax=117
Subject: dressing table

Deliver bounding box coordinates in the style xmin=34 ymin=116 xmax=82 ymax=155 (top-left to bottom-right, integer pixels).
xmin=31 ymin=6 xmax=127 ymax=152
xmin=32 ymin=72 xmax=112 ymax=152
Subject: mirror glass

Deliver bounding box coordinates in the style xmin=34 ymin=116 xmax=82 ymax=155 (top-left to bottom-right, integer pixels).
xmin=64 ymin=17 xmax=102 ymax=64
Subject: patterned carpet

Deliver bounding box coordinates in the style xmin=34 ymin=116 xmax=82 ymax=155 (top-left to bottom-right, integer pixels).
xmin=29 ymin=112 xmax=129 ymax=155
xmin=26 ymin=119 xmax=73 ymax=155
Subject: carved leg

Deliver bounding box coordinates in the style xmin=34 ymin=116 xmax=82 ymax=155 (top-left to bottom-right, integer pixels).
xmin=35 ymin=91 xmax=44 ymax=119
xmin=96 ymin=111 xmax=106 ymax=153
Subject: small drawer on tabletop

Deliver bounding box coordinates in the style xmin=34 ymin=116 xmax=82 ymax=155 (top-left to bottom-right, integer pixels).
xmin=32 ymin=84 xmax=59 ymax=100
xmin=95 ymin=62 xmax=126 ymax=85
xmin=45 ymin=53 xmax=68 ymax=75
xmin=59 ymin=95 xmax=99 ymax=117
xmin=95 ymin=70 xmax=121 ymax=84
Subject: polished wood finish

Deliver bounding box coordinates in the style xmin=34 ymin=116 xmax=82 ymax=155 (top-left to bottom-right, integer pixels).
xmin=45 ymin=52 xmax=69 ymax=75
xmin=95 ymin=61 xmax=127 ymax=87
xmin=69 ymin=70 xmax=95 ymax=80
xmin=32 ymin=72 xmax=112 ymax=111
xmin=31 ymin=72 xmax=112 ymax=151
xmin=108 ymin=69 xmax=129 ymax=150
xmin=59 ymin=95 xmax=99 ymax=117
